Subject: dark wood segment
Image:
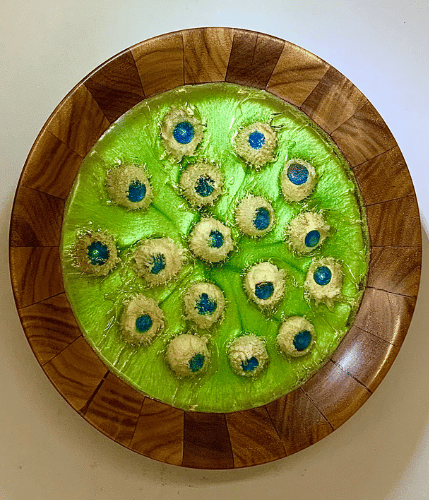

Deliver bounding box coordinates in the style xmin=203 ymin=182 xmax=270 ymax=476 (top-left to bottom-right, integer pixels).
xmin=10 ymin=247 xmax=64 ymax=309
xmin=20 ymin=130 xmax=82 ymax=199
xmin=43 ymin=336 xmax=108 ymax=412
xmin=84 ymin=50 xmax=144 ymax=123
xmin=19 ymin=293 xmax=81 ymax=365
xmin=226 ymin=406 xmax=286 ymax=467
xmin=367 ymin=196 xmax=421 ymax=248
xmin=368 ymin=246 xmax=421 ymax=297
xmin=266 ymin=389 xmax=333 ymax=456
xmin=10 ymin=187 xmax=64 ymax=247
xmin=267 ymin=42 xmax=329 ymax=107
xmin=130 ymin=398 xmax=184 ymax=465
xmin=226 ymin=30 xmax=284 ymax=89
xmin=302 ymin=360 xmax=371 ymax=430
xmin=183 ymin=413 xmax=234 ymax=469
xmin=131 ymin=32 xmax=184 ymax=98
xmin=353 ymin=146 xmax=415 ymax=206
xmin=331 ymin=101 xmax=397 ymax=167
xmin=354 ymin=287 xmax=417 ymax=346
xmin=84 ymin=372 xmax=145 ymax=448
xmin=47 ymin=84 xmax=110 ymax=157
xmin=301 ymin=66 xmax=367 ymax=134
xmin=184 ymin=27 xmax=234 ymax=84
xmin=332 ymin=325 xmax=400 ymax=392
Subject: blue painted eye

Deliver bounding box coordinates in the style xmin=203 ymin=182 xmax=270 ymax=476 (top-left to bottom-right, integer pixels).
xmin=120 ymin=294 xmax=164 ymax=345
xmin=166 ymin=334 xmax=210 ymax=378
xmin=136 ymin=314 xmax=153 ymax=333
xmin=209 ymin=230 xmax=224 ymax=248
xmin=277 ymin=317 xmax=316 ymax=357
xmin=150 ymin=254 xmax=166 ymax=275
xmin=184 ymin=282 xmax=225 ymax=329
xmin=293 ymin=330 xmax=312 ymax=351
xmin=235 ymin=195 xmax=274 ymax=237
xmin=241 ymin=356 xmax=259 ymax=373
xmin=195 ymin=176 xmax=215 ymax=197
xmin=253 ymin=207 xmax=270 ymax=230
xmin=87 ymin=241 xmax=109 ymax=266
xmin=281 ymin=159 xmax=317 ymax=202
xmin=189 ymin=218 xmax=234 ymax=263
xmin=287 ymin=163 xmax=309 ymax=185
xmin=229 ymin=334 xmax=269 ymax=377
xmin=248 ymin=131 xmax=265 ymax=150
xmin=255 ymin=282 xmax=274 ymax=300
xmin=196 ymin=293 xmax=217 ymax=315
xmin=127 ymin=180 xmax=147 ymax=202
xmin=314 ymin=266 xmax=332 ymax=285
xmin=189 ymin=353 xmax=205 ymax=373
xmin=173 ymin=121 xmax=195 ymax=144
xmin=305 ymin=230 xmax=321 ymax=248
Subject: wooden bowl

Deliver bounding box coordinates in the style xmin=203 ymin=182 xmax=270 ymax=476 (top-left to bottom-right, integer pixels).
xmin=9 ymin=28 xmax=422 ymax=469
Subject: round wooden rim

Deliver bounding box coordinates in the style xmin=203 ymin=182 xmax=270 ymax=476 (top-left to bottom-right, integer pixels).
xmin=9 ymin=28 xmax=422 ymax=469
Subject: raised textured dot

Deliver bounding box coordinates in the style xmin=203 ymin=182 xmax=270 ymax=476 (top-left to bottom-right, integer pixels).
xmin=127 ymin=180 xmax=147 ymax=202
xmin=305 ymin=230 xmax=321 ymax=248
xmin=209 ymin=230 xmax=224 ymax=248
xmin=248 ymin=131 xmax=265 ymax=150
xmin=135 ymin=314 xmax=153 ymax=333
xmin=241 ymin=356 xmax=259 ymax=372
xmin=287 ymin=163 xmax=309 ymax=185
xmin=255 ymin=281 xmax=274 ymax=300
xmin=314 ymin=266 xmax=332 ymax=285
xmin=253 ymin=207 xmax=270 ymax=230
xmin=195 ymin=176 xmax=215 ymax=197
xmin=195 ymin=293 xmax=217 ymax=315
xmin=173 ymin=121 xmax=195 ymax=144
xmin=293 ymin=330 xmax=312 ymax=351
xmin=150 ymin=254 xmax=166 ymax=275
xmin=87 ymin=241 xmax=109 ymax=266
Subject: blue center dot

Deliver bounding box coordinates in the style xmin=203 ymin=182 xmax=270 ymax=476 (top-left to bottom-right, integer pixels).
xmin=253 ymin=207 xmax=270 ymax=230
xmin=314 ymin=266 xmax=332 ymax=285
xmin=173 ymin=121 xmax=194 ymax=144
xmin=248 ymin=130 xmax=265 ymax=150
xmin=209 ymin=230 xmax=224 ymax=248
xmin=195 ymin=176 xmax=214 ymax=197
xmin=189 ymin=353 xmax=205 ymax=373
xmin=242 ymin=356 xmax=259 ymax=373
xmin=195 ymin=293 xmax=217 ymax=315
xmin=87 ymin=241 xmax=109 ymax=266
xmin=305 ymin=230 xmax=321 ymax=248
xmin=127 ymin=180 xmax=146 ymax=202
xmin=135 ymin=314 xmax=153 ymax=333
xmin=150 ymin=254 xmax=166 ymax=275
xmin=287 ymin=163 xmax=309 ymax=185
xmin=293 ymin=330 xmax=312 ymax=351
xmin=255 ymin=281 xmax=274 ymax=300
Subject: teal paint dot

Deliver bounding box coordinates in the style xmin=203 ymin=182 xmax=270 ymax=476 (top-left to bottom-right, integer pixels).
xmin=241 ymin=356 xmax=259 ymax=372
xmin=293 ymin=330 xmax=312 ymax=351
xmin=209 ymin=230 xmax=223 ymax=248
xmin=189 ymin=353 xmax=205 ymax=372
xmin=248 ymin=131 xmax=265 ymax=150
xmin=150 ymin=254 xmax=166 ymax=275
xmin=195 ymin=176 xmax=214 ymax=197
xmin=255 ymin=282 xmax=274 ymax=300
xmin=135 ymin=314 xmax=153 ymax=333
xmin=127 ymin=180 xmax=146 ymax=202
xmin=305 ymin=230 xmax=320 ymax=248
xmin=287 ymin=163 xmax=309 ymax=185
xmin=253 ymin=207 xmax=270 ymax=230
xmin=314 ymin=266 xmax=332 ymax=285
xmin=173 ymin=121 xmax=194 ymax=144
xmin=87 ymin=241 xmax=109 ymax=266
xmin=195 ymin=293 xmax=217 ymax=315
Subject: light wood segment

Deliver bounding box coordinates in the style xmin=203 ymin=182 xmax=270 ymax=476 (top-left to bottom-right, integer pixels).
xmin=10 ymin=187 xmax=64 ymax=247
xmin=301 ymin=66 xmax=367 ymax=133
xmin=331 ymin=101 xmax=397 ymax=166
xmin=182 ymin=413 xmax=234 ymax=469
xmin=19 ymin=293 xmax=81 ymax=365
xmin=132 ymin=32 xmax=184 ymax=97
xmin=130 ymin=398 xmax=184 ymax=466
xmin=43 ymin=336 xmax=108 ymax=412
xmin=47 ymin=84 xmax=110 ymax=157
xmin=84 ymin=50 xmax=144 ymax=123
xmin=302 ymin=360 xmax=371 ymax=430
xmin=226 ymin=406 xmax=286 ymax=467
xmin=332 ymin=325 xmax=400 ymax=392
xmin=184 ymin=27 xmax=234 ymax=84
xmin=354 ymin=287 xmax=417 ymax=346
xmin=267 ymin=43 xmax=329 ymax=107
xmin=10 ymin=247 xmax=64 ymax=309
xmin=84 ymin=372 xmax=145 ymax=448
xmin=266 ymin=389 xmax=333 ymax=456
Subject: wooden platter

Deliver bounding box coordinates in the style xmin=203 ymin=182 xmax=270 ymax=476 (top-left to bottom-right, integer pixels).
xmin=9 ymin=28 xmax=422 ymax=469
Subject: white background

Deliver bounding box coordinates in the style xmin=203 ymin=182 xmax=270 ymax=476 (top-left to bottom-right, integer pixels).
xmin=1 ymin=1 xmax=429 ymax=498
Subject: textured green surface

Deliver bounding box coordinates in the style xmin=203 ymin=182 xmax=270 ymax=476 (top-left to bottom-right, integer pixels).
xmin=61 ymin=83 xmax=369 ymax=412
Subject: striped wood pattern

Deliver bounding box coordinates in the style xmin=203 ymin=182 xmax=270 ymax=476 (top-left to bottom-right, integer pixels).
xmin=9 ymin=28 xmax=422 ymax=468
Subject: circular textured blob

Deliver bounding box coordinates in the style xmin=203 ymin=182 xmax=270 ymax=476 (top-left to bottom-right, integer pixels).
xmin=234 ymin=122 xmax=277 ymax=168
xmin=183 ymin=282 xmax=226 ymax=329
xmin=305 ymin=257 xmax=343 ymax=309
xmin=166 ymin=334 xmax=210 ymax=378
xmin=277 ymin=317 xmax=316 ymax=357
xmin=161 ymin=106 xmax=204 ymax=160
xmin=281 ymin=159 xmax=317 ymax=202
xmin=133 ymin=237 xmax=184 ymax=286
xmin=179 ymin=161 xmax=224 ymax=207
xmin=188 ymin=218 xmax=234 ymax=263
xmin=74 ymin=231 xmax=120 ymax=276
xmin=287 ymin=211 xmax=330 ymax=254
xmin=244 ymin=262 xmax=286 ymax=308
xmin=120 ymin=295 xmax=165 ymax=344
xmin=235 ymin=194 xmax=275 ymax=237
xmin=105 ymin=164 xmax=153 ymax=210
xmin=229 ymin=334 xmax=269 ymax=377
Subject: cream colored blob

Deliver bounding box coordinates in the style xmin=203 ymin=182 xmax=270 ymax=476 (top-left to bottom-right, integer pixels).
xmin=277 ymin=316 xmax=316 ymax=357
xmin=75 ymin=230 xmax=120 ymax=276
xmin=188 ymin=218 xmax=234 ymax=263
xmin=120 ymin=294 xmax=164 ymax=345
xmin=166 ymin=333 xmax=210 ymax=378
xmin=179 ymin=161 xmax=224 ymax=207
xmin=183 ymin=282 xmax=225 ymax=329
xmin=280 ymin=158 xmax=317 ymax=202
xmin=235 ymin=194 xmax=275 ymax=237
xmin=228 ymin=334 xmax=268 ymax=377
xmin=287 ymin=211 xmax=330 ymax=254
xmin=105 ymin=164 xmax=153 ymax=210
xmin=244 ymin=261 xmax=286 ymax=308
xmin=233 ymin=122 xmax=277 ymax=168
xmin=304 ymin=257 xmax=343 ymax=309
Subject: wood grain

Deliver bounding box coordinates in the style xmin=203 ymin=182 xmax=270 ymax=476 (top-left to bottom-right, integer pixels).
xmin=183 ymin=413 xmax=234 ymax=469
xmin=267 ymin=43 xmax=329 ymax=107
xmin=266 ymin=389 xmax=333 ymax=456
xmin=132 ymin=32 xmax=184 ymax=98
xmin=226 ymin=406 xmax=286 ymax=467
xmin=85 ymin=50 xmax=145 ymax=123
xmin=130 ymin=398 xmax=184 ymax=466
xmin=19 ymin=293 xmax=81 ymax=365
xmin=184 ymin=27 xmax=234 ymax=84
xmin=84 ymin=372 xmax=145 ymax=448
